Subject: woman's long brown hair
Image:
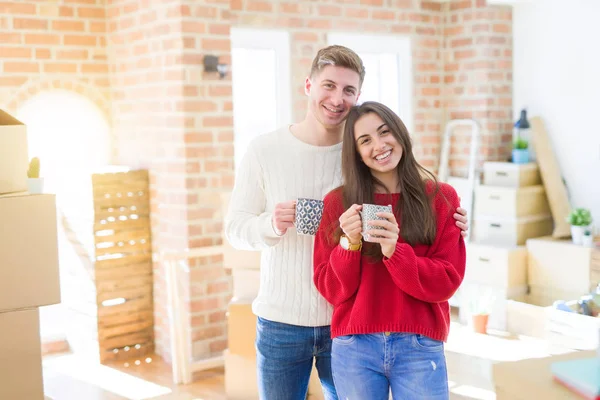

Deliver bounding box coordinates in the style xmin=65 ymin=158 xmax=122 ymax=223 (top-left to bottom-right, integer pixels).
xmin=332 ymin=101 xmax=440 ymax=260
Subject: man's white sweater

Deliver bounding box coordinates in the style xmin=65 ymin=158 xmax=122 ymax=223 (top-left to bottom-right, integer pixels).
xmin=225 ymin=126 xmax=342 ymax=327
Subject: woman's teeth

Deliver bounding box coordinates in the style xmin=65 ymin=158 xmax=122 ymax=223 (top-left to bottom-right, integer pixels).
xmin=375 ymin=150 xmax=391 ymax=161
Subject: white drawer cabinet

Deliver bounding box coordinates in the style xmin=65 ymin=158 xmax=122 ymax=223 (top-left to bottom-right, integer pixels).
xmin=475 ymin=185 xmax=550 ymax=218
xmin=464 ymin=243 xmax=527 ymax=288
xmin=474 ymin=214 xmax=553 ymax=246
xmin=483 ymin=162 xmax=541 ymax=188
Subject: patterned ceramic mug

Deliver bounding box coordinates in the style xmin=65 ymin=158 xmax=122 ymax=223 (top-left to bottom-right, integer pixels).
xmin=295 ymin=198 xmax=325 ymax=236
xmin=360 ymin=204 xmax=393 ymax=242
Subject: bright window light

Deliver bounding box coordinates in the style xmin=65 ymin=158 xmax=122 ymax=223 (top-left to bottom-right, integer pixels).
xmin=16 ymin=89 xmax=111 ymax=210
xmin=231 ymin=28 xmax=291 ymax=170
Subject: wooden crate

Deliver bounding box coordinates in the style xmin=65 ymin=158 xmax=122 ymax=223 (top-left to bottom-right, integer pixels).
xmin=91 ymin=169 xmax=154 ymax=363
xmin=591 ymin=246 xmax=600 ymax=291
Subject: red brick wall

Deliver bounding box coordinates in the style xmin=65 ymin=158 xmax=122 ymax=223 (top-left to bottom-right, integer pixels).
xmin=107 ymin=0 xmax=233 ymax=362
xmin=1 ymin=0 xmax=513 ymax=367
xmin=231 ymin=0 xmax=447 ymax=169
xmin=179 ymin=0 xmax=233 ymax=360
xmin=444 ymin=0 xmax=513 ymax=175
xmin=0 ymin=0 xmax=110 ymax=120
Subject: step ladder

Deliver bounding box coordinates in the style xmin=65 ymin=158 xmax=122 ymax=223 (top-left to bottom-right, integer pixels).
xmin=438 ymin=119 xmax=480 ymax=308
xmin=438 ymin=119 xmax=481 ymax=244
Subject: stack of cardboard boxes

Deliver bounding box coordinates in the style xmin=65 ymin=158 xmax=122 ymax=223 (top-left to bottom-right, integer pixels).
xmin=526 ymin=236 xmax=595 ymax=306
xmin=222 ymin=195 xmax=323 ymax=399
xmin=460 ymin=162 xmax=552 ymax=330
xmin=0 ymin=109 xmax=61 ymax=399
xmin=223 ymin=235 xmax=261 ymax=399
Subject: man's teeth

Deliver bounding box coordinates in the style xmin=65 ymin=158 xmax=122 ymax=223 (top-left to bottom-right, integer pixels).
xmin=375 ymin=150 xmax=391 ymax=161
xmin=324 ymin=106 xmax=342 ymax=113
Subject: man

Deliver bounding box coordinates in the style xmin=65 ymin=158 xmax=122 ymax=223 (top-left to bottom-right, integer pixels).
xmin=225 ymin=45 xmax=468 ymax=400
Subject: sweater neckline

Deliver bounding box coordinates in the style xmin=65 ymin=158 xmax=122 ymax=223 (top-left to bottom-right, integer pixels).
xmin=284 ymin=125 xmax=343 ymax=153
xmin=374 ymin=192 xmax=401 ymax=196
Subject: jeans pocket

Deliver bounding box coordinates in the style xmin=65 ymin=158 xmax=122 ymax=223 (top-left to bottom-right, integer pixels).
xmin=412 ymin=334 xmax=443 ymax=352
xmin=333 ymin=334 xmax=356 ymax=345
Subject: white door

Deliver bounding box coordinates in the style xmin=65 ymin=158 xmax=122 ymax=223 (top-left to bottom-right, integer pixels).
xmin=231 ymin=28 xmax=291 ymax=170
xmin=327 ymin=33 xmax=413 ymax=133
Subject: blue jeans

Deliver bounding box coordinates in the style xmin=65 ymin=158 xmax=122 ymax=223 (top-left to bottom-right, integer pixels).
xmin=332 ymin=333 xmax=449 ymax=400
xmin=255 ymin=317 xmax=338 ymax=400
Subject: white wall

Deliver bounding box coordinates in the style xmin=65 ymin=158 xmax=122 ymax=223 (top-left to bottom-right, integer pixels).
xmin=513 ymin=0 xmax=600 ymax=232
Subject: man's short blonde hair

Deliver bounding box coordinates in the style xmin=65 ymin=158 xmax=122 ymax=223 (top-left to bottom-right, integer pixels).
xmin=310 ymin=45 xmax=366 ymax=88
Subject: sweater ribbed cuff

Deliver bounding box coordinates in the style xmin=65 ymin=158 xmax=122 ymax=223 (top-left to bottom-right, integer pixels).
xmin=331 ymin=244 xmax=361 ymax=270
xmin=258 ymin=212 xmax=283 ymax=247
xmin=383 ymin=242 xmax=413 ymax=275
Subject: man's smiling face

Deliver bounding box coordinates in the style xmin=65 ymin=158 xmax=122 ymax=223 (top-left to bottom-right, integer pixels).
xmin=305 ymin=65 xmax=361 ymax=130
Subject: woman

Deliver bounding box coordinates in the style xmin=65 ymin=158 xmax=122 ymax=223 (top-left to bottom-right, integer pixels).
xmin=313 ymin=101 xmax=466 ymax=399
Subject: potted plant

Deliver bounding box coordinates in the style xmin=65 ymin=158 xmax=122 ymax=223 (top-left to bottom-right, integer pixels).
xmin=567 ymin=208 xmax=593 ymax=245
xmin=512 ymin=138 xmax=529 ymax=164
xmin=512 ymin=109 xmax=531 ymax=164
xmin=26 ymin=157 xmax=44 ymax=194
xmin=468 ymin=290 xmax=494 ymax=334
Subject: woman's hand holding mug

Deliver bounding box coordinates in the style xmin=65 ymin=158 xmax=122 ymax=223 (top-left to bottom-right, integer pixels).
xmin=339 ymin=204 xmax=363 ymax=245
xmin=365 ymin=211 xmax=399 ymax=258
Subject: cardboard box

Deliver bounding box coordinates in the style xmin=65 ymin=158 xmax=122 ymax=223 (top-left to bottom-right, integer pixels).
xmin=223 ymin=240 xmax=262 ymax=270
xmin=505 ymin=299 xmax=548 ymax=338
xmin=224 ymin=349 xmax=259 ymax=400
xmin=483 ymin=162 xmax=541 ymax=188
xmin=528 ymin=285 xmax=584 ymax=307
xmin=464 ymin=243 xmax=527 ymax=288
xmin=493 ymin=350 xmax=594 ymax=400
xmin=232 ymin=268 xmax=260 ymax=300
xmin=0 ymin=109 xmax=28 ymax=195
xmin=474 ymin=185 xmax=550 ymax=218
xmin=227 ymin=300 xmax=257 ymax=359
xmin=527 ymin=236 xmax=592 ymax=294
xmin=0 ymin=193 xmax=61 ymax=312
xmin=0 ymin=308 xmax=44 ymax=400
xmin=474 ymin=214 xmax=553 ymax=246
xmin=546 ymin=303 xmax=600 ymax=350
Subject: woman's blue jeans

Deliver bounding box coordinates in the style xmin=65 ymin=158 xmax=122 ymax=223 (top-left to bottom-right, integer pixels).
xmin=331 ymin=332 xmax=449 ymax=400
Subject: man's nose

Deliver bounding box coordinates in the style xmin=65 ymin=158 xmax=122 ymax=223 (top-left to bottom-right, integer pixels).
xmin=330 ymin=90 xmax=343 ymax=106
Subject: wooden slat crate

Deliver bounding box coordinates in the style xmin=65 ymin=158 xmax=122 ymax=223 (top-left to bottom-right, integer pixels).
xmin=90 ymin=169 xmax=154 ymax=363
xmin=590 ymin=244 xmax=600 ymax=292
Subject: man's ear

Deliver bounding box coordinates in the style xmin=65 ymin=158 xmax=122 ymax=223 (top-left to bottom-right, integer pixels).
xmin=304 ymin=76 xmax=312 ymax=96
